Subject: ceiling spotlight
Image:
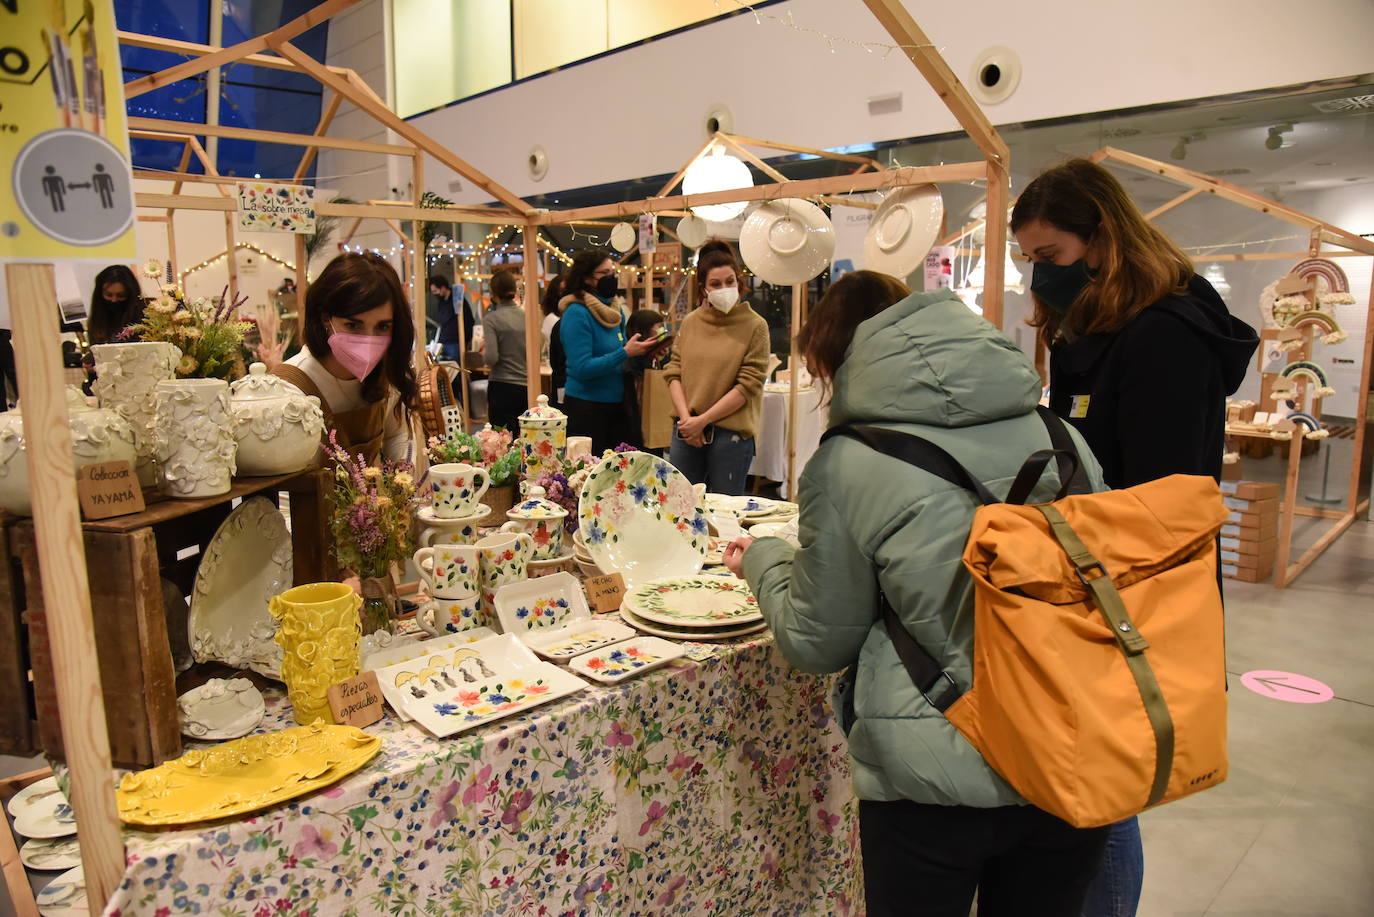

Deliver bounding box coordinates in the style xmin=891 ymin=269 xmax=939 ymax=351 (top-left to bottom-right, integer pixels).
xmin=1265 ymin=123 xmax=1294 ymax=150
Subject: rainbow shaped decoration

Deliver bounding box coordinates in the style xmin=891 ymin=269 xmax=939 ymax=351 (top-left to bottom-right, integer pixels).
xmin=1286 ymin=411 xmax=1323 ymax=433
xmin=1289 ymin=310 xmax=1349 ymax=344
xmin=1281 ymin=361 xmax=1336 ymax=397
xmin=1291 ymin=258 xmax=1350 ymax=294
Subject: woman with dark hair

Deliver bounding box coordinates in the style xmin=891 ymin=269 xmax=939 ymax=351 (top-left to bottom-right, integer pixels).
xmin=1010 ymin=158 xmax=1256 ymax=917
xmin=557 ymin=249 xmax=655 ymax=452
xmin=662 ymin=240 xmax=768 ymax=494
xmin=722 ymin=270 xmax=1111 ymax=917
xmin=273 ymin=252 xmax=419 ymax=464
xmin=87 ymin=264 xmax=147 ymax=344
xmin=540 ymin=273 xmax=563 ymax=361
xmin=481 ymin=269 xmax=527 ymax=432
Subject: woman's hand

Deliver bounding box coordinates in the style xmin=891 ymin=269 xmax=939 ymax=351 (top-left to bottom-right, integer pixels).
xmin=624 ymin=333 xmax=656 ymax=357
xmin=676 ymin=414 xmax=708 ymax=446
xmin=723 ymin=535 xmax=755 ymax=578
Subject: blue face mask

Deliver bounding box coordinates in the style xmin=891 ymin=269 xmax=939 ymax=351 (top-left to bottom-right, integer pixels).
xmin=1030 ymin=260 xmax=1094 ymax=315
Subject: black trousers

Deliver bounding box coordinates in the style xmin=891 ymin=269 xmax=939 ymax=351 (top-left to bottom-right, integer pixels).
xmin=563 ymin=395 xmax=638 ymax=455
xmin=486 ymin=380 xmax=526 ymax=434
xmin=860 ymin=799 xmax=1109 ymax=917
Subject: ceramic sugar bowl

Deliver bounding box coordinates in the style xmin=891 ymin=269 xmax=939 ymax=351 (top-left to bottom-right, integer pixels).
xmin=0 ymin=387 xmax=137 ymax=516
xmin=230 ymin=363 xmax=325 ymax=476
xmin=517 ymin=394 xmax=567 ymax=483
xmin=500 ymin=485 xmax=568 ymax=561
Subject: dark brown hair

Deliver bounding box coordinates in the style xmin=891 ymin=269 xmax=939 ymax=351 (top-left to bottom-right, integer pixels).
xmin=1011 ymin=158 xmax=1194 ymax=346
xmin=87 ymin=264 xmax=146 ymax=344
xmin=540 ymin=273 xmax=564 ymax=317
xmin=564 ymin=249 xmax=612 ymax=301
xmin=694 ymin=239 xmax=742 ymax=307
xmin=797 ymin=270 xmax=910 ymax=384
xmin=490 ymin=269 xmax=518 ymax=301
xmin=304 ymin=253 xmax=417 ymax=412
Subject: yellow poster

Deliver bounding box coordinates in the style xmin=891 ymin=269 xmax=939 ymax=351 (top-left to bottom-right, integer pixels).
xmin=0 ymin=0 xmax=136 ymax=263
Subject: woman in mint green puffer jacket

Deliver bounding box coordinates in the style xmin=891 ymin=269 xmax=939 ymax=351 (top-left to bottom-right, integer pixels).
xmin=724 ymin=271 xmax=1112 ymax=917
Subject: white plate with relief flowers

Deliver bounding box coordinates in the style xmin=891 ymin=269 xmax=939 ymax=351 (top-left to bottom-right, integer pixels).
xmin=577 ymin=451 xmax=709 ymax=588
xmin=177 ymin=677 xmax=266 ymax=741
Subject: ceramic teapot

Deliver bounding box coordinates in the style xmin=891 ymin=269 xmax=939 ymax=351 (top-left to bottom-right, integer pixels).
xmin=500 ymin=484 xmax=568 ymax=561
xmin=230 ymin=363 xmax=325 ymax=476
xmin=0 ymin=387 xmax=138 ymax=516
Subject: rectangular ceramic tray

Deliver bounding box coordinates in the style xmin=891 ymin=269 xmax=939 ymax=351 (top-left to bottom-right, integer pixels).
xmin=566 ymin=636 xmax=686 ymax=685
xmin=362 ymin=627 xmax=497 ymax=672
xmin=407 ymin=661 xmax=587 ymax=739
xmin=494 ymin=572 xmax=636 ymax=661
xmin=520 ymin=616 xmax=637 ymax=661
xmin=372 ymin=633 xmax=531 ymax=721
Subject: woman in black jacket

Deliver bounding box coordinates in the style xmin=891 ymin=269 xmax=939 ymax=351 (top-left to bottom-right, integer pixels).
xmin=1012 ymin=158 xmax=1258 ymax=917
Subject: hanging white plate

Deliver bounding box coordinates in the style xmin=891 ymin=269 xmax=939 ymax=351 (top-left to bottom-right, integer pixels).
xmin=177 ymin=677 xmax=266 ymax=741
xmin=188 ymin=497 xmax=291 ymax=679
xmin=676 ymin=215 xmax=709 ymax=249
xmin=619 ymin=606 xmax=768 ymax=641
xmin=622 ymin=576 xmax=762 ymax=628
xmin=739 ymin=198 xmax=835 ymax=286
xmin=610 ymin=222 xmax=636 ymax=252
xmin=862 ymin=184 xmax=944 ymax=278
xmin=567 ymin=636 xmax=687 ymax=684
xmin=35 ymin=865 xmax=86 ymax=917
xmin=577 ymin=451 xmax=709 ymax=588
xmin=20 ymin=836 xmax=81 ymax=872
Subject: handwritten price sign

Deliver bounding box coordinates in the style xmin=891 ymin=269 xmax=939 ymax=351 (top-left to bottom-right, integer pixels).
xmin=76 ymin=460 xmax=145 ymax=519
xmin=585 ymin=573 xmax=627 ymax=614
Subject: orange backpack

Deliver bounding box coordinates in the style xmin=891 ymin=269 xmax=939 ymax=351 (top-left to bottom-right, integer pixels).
xmin=827 ymin=407 xmax=1229 ymax=828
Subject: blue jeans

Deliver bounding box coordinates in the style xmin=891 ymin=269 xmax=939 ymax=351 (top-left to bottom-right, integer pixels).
xmin=669 ymin=427 xmax=755 ymax=496
xmin=1080 ymin=816 xmax=1142 ymax=917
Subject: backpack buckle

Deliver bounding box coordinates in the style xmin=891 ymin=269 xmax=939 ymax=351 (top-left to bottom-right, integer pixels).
xmin=1075 ymin=561 xmax=1109 ymax=586
xmin=921 ymin=670 xmax=962 ymax=713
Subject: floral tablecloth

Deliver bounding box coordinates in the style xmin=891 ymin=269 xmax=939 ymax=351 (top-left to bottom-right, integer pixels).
xmin=104 ymin=636 xmax=864 ymax=917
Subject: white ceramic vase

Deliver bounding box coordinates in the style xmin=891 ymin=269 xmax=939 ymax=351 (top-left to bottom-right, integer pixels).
xmin=230 ymin=362 xmax=325 ymax=476
xmin=92 ymin=341 xmax=181 ymax=486
xmin=0 ymin=387 xmax=138 ymax=516
xmin=153 ymin=378 xmax=237 ymax=498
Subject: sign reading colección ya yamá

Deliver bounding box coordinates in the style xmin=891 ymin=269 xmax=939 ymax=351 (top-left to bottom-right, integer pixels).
xmin=1 ymin=0 xmax=136 ymax=263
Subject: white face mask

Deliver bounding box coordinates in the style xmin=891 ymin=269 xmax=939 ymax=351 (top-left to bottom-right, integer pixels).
xmin=707 ymin=287 xmax=740 ymax=313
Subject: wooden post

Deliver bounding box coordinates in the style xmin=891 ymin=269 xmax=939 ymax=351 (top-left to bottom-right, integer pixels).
xmin=1349 ymin=265 xmax=1374 ymax=520
xmin=165 ymin=215 xmax=178 ymax=285
xmin=983 ymin=161 xmax=1008 ymax=329
xmin=523 ymin=224 xmax=542 ymax=408
xmin=5 ymin=264 xmax=124 ymax=907
xmin=1272 ymin=427 xmax=1306 ymax=588
xmin=223 ymin=213 xmax=238 ymax=303
xmin=293 ymin=233 xmax=308 ymax=345
xmin=412 ymin=153 xmax=427 ymax=366
xmin=787 ymin=284 xmax=804 ymax=497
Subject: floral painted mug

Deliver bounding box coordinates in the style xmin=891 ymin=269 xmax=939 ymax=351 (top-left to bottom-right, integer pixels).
xmin=419 ymin=517 xmax=485 ymax=547
xmin=413 ymin=545 xmax=480 ymax=598
xmin=474 ymin=531 xmax=534 ymax=620
xmin=418 ymin=592 xmax=484 ymax=637
xmin=430 ymin=462 xmax=489 ymax=519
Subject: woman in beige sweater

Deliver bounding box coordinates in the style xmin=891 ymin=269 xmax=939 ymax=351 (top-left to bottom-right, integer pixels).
xmin=663 ymin=241 xmax=770 ymax=495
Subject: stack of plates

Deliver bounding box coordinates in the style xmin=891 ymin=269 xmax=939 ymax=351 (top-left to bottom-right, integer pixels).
xmin=620 ymin=576 xmax=767 ymax=641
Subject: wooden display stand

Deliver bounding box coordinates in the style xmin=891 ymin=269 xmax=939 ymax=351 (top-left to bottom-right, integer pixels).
xmin=8 ymin=470 xmax=333 ymax=769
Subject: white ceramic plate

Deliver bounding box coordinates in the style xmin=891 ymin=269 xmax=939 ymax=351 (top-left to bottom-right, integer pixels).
xmin=676 ymin=215 xmax=709 ymax=249
xmin=35 ymin=865 xmax=85 ymax=917
xmin=521 ymin=616 xmax=637 ymax=661
xmin=494 ymin=572 xmax=589 ymax=635
xmin=863 ymin=184 xmax=944 ymax=278
xmin=374 ymin=633 xmax=533 ymax=720
xmin=20 ymin=836 xmax=81 ymax=871
xmin=610 ymin=221 xmax=636 ymax=252
xmin=568 ymin=636 xmax=686 ymax=684
xmin=407 ymin=660 xmax=587 ymax=738
xmin=361 ymin=627 xmax=495 ymax=672
xmin=739 ymin=198 xmax=835 ymax=286
xmin=741 ymin=504 xmax=799 ymax=527
xmin=177 ymin=677 xmax=266 ymax=741
xmin=188 ymin=497 xmax=291 ymax=679
xmin=763 ymin=382 xmax=816 ymax=394
xmin=706 ymin=495 xmax=779 ymax=518
xmin=750 ymin=520 xmax=800 ymax=547
xmin=416 ymin=503 xmax=490 ymax=527
xmin=619 ymin=607 xmax=768 ymax=641
xmin=577 ymin=451 xmax=709 ymax=587
xmin=623 ymin=576 xmax=762 ymax=628
xmin=12 ymin=783 xmax=76 ymax=840
xmin=7 ymin=776 xmax=62 ymax=818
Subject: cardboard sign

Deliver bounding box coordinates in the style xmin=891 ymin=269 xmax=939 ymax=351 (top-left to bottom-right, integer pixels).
xmin=76 ymin=460 xmax=145 ymax=519
xmin=585 ymin=573 xmax=627 ymax=614
xmin=651 ymin=242 xmax=682 ymax=268
xmin=1274 ymin=274 xmax=1310 ymax=296
xmin=327 ymin=671 xmax=384 ymax=727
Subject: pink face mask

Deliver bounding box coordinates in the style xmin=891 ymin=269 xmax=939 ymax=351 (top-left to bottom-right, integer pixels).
xmin=327 ymin=323 xmax=390 ymax=380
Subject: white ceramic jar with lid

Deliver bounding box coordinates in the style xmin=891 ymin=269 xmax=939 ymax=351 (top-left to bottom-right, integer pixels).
xmin=500 ymin=484 xmax=569 ymax=560
xmin=229 ymin=362 xmax=325 ymax=476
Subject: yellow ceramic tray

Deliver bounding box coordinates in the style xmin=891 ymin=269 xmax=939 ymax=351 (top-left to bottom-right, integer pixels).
xmin=116 ymin=724 xmax=381 ymax=827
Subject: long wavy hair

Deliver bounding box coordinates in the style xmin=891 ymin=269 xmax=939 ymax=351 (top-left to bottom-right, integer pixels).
xmin=797 ymin=270 xmax=910 ymax=389
xmin=1011 ymin=158 xmax=1194 ymax=345
xmin=87 ymin=264 xmax=146 ymax=344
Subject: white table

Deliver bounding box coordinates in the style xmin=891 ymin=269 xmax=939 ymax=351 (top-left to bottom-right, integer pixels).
xmin=749 ymin=386 xmax=825 ymax=497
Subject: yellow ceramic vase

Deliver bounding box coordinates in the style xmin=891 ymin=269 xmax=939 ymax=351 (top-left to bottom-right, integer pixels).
xmin=268 ymin=582 xmax=363 ymax=725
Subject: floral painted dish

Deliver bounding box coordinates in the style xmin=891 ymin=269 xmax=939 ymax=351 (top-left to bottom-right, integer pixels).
xmin=494 ymin=572 xmax=586 ymax=633
xmin=740 ymin=501 xmax=799 ymax=526
xmin=619 ymin=606 xmax=769 ymax=642
xmin=706 ymin=494 xmax=779 ymax=518
xmin=407 ymin=661 xmax=587 ymax=739
xmin=577 ymin=451 xmax=708 ymax=587
xmin=12 ymin=779 xmax=76 ymax=840
xmin=116 ymin=724 xmax=381 ymax=827
xmin=20 ymin=836 xmax=81 ymax=871
xmin=567 ymin=636 xmax=686 ymax=684
xmin=360 ymin=627 xmax=495 ymax=672
xmin=177 ymin=677 xmax=266 ymax=741
xmin=521 ymin=616 xmax=637 ymax=662
xmin=188 ymin=497 xmax=291 ymax=679
xmin=623 ymin=576 xmax=761 ymax=628
xmin=373 ymin=633 xmax=531 ymax=720
xmin=35 ymin=864 xmax=85 ymax=916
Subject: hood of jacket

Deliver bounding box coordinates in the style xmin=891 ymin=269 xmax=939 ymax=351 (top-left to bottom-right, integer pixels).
xmin=828 ymin=289 xmax=1044 ymax=430
xmin=1154 ymin=275 xmax=1258 ymax=394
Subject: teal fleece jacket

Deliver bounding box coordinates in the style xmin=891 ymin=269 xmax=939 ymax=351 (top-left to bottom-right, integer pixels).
xmin=560 ymin=298 xmax=628 ymax=402
xmin=742 ymin=289 xmax=1106 ymax=807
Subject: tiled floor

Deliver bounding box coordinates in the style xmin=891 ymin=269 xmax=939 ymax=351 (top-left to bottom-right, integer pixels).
xmin=4 ymin=522 xmax=1371 ymax=916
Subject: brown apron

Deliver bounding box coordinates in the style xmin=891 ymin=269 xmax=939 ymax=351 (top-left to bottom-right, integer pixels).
xmin=273 ymin=363 xmax=389 ymax=465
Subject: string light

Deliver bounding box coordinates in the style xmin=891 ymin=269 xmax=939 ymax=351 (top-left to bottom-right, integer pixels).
xmin=713 ymin=0 xmax=939 ymax=59
xmin=178 ymin=242 xmax=308 ymax=286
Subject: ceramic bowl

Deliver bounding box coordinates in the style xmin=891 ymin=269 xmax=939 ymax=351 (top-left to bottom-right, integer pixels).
xmin=739 ymin=198 xmax=835 ymax=285
xmin=863 ymin=184 xmax=944 ymax=278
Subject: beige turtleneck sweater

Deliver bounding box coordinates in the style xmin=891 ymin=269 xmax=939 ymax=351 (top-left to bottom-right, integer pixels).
xmin=662 ymin=304 xmax=770 ymax=438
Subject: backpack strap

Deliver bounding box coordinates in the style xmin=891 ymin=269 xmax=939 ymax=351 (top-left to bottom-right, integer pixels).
xmin=1037 ymin=405 xmax=1093 ymax=494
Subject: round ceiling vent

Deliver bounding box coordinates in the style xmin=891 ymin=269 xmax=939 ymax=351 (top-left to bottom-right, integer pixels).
xmin=528 ymin=146 xmax=549 ymax=182
xmin=969 ymin=46 xmax=1021 ymax=105
xmin=704 ymin=103 xmax=734 ymax=138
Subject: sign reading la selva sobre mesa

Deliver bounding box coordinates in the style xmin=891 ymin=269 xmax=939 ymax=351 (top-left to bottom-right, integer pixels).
xmin=236 ymin=181 xmax=316 ymax=233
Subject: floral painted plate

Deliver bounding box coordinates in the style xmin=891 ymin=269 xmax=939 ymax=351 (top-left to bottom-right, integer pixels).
xmin=740 ymin=501 xmax=799 ymax=526
xmin=35 ymin=864 xmax=85 ymax=916
xmin=567 ymin=636 xmax=686 ymax=684
xmin=407 ymin=661 xmax=587 ymax=739
xmin=521 ymin=616 xmax=637 ymax=662
xmin=619 ymin=607 xmax=769 ymax=641
xmin=20 ymin=836 xmax=81 ymax=871
xmin=623 ymin=576 xmax=761 ymax=628
xmin=116 ymin=723 xmax=381 ymax=827
xmin=188 ymin=497 xmax=291 ymax=679
xmin=577 ymin=451 xmax=708 ymax=587
xmin=11 ymin=779 xmax=76 ymax=840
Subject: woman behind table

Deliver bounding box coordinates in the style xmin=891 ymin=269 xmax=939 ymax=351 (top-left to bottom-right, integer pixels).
xmin=87 ymin=264 xmax=147 ymax=344
xmin=558 ymin=249 xmax=655 ymax=452
xmin=624 ymin=309 xmax=673 ymax=451
xmin=273 ymin=252 xmax=418 ymax=465
xmin=663 ymin=241 xmax=769 ymax=495
xmin=481 ymin=269 xmax=528 ymax=432
xmin=722 ymin=271 xmax=1111 ymax=917
xmin=1011 ymin=158 xmax=1257 ymax=917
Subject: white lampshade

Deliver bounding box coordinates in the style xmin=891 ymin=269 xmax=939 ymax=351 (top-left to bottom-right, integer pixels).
xmin=683 ymin=148 xmax=753 ymax=223
xmin=1203 ymin=262 xmax=1231 ymax=298
xmin=1003 ymin=245 xmax=1025 ymax=295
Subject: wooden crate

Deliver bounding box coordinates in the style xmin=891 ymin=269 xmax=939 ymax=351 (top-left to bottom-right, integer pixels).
xmin=14 ymin=469 xmax=334 ymax=769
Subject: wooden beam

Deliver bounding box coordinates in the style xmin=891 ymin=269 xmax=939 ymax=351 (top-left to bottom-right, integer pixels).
xmin=117 ymin=30 xmax=354 ymax=77
xmin=983 ymin=162 xmax=1009 ymax=329
xmin=1144 ymin=187 xmax=1203 ymax=221
xmin=294 ymin=90 xmax=343 ymax=181
xmin=270 ymin=40 xmax=533 ymax=215
xmin=858 ymin=0 xmax=1009 ymax=167
xmin=134 ymin=192 xmax=520 ymax=224
xmin=123 ymin=0 xmax=359 ymax=98
xmin=130 ymin=118 xmax=416 ymax=156
xmin=538 ymin=162 xmax=987 ymax=225
xmin=411 ymin=153 xmax=427 ymax=365
xmin=136 ymin=214 xmax=169 ymax=222
xmin=713 ymin=134 xmax=875 ymax=210
xmin=523 ymin=225 xmax=543 ymax=408
xmin=723 ymin=133 xmax=883 ymax=167
xmin=1348 ymin=265 xmax=1374 ymax=521
xmin=1190 ymin=250 xmax=1372 ymax=263
xmin=656 ymin=135 xmax=719 ymax=198
xmin=185 ymin=137 xmax=234 ymax=196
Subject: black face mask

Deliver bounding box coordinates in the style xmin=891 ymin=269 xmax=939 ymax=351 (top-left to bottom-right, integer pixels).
xmin=594 ymin=274 xmax=620 ymax=300
xmin=1029 ymin=260 xmax=1094 ymax=315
